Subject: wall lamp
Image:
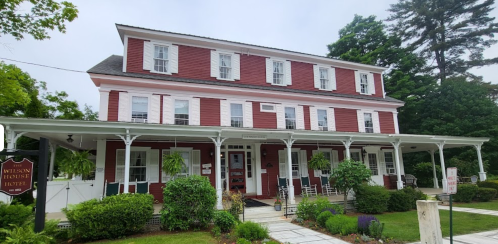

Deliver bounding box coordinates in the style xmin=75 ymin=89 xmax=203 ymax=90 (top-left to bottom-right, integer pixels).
xmin=262 ymin=148 xmax=267 ymax=158
xmin=67 ymin=135 xmax=74 ymax=143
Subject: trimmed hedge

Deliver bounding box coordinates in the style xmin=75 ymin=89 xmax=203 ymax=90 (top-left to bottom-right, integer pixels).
xmin=325 ymin=215 xmax=358 ymax=236
xmin=477 ymin=181 xmax=498 ymax=198
xmin=355 ymin=184 xmax=389 ymax=214
xmin=235 ymin=221 xmax=269 ymax=241
xmin=453 ymin=184 xmax=478 ymax=203
xmin=402 ymin=187 xmax=427 ymax=209
xmin=476 ymin=187 xmax=497 ymax=202
xmin=64 ymin=193 xmax=154 ymax=241
xmin=387 ymin=191 xmax=412 ymax=212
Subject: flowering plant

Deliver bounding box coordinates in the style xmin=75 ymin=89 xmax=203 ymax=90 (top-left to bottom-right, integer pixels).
xmin=274 ymin=196 xmax=282 ymax=205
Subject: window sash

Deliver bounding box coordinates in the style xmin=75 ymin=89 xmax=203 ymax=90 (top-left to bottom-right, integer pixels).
xmin=351 ymin=152 xmax=361 ymax=162
xmin=364 ymin=113 xmax=374 ymax=133
xmin=285 ymin=107 xmax=296 ymax=129
xmin=273 ymin=61 xmax=284 ymax=85
xmin=154 ymin=45 xmax=169 ymax=73
xmin=132 ymin=96 xmax=148 ymax=120
xmin=176 ymin=151 xmax=190 ymax=176
xmin=320 ymin=151 xmax=332 ymax=175
xmin=360 ymin=73 xmax=368 ymax=94
xmin=368 ymin=153 xmax=378 ymax=175
xmin=230 ymin=103 xmax=243 ymax=127
xmin=317 ymin=109 xmax=328 ymax=131
xmin=219 ymin=54 xmax=232 ymax=79
xmin=384 ymin=152 xmax=395 ymax=173
xmin=175 ymin=100 xmax=189 ymax=125
xmin=117 ymin=151 xmax=147 ymax=182
xmin=319 ymin=68 xmax=329 ymax=90
xmin=291 ymin=151 xmax=299 ymax=177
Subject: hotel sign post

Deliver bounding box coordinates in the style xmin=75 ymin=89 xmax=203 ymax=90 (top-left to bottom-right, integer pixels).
xmin=0 ymin=158 xmax=34 ymax=195
xmin=447 ymin=167 xmax=458 ymax=244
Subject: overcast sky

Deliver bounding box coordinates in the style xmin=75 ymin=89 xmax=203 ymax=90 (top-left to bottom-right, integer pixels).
xmin=2 ymin=0 xmax=497 ymax=112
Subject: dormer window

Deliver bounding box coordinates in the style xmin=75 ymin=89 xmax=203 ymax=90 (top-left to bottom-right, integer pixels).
xmin=142 ymin=41 xmax=178 ymax=75
xmin=153 ymin=45 xmax=169 ymax=73
xmin=355 ymin=70 xmax=375 ymax=95
xmin=211 ymin=50 xmax=240 ymax=81
xmin=313 ymin=65 xmax=336 ymax=91
xmin=360 ymin=73 xmax=369 ymax=94
xmin=319 ymin=68 xmax=329 ymax=90
xmin=219 ymin=54 xmax=232 ymax=79
xmin=132 ymin=96 xmax=148 ymax=123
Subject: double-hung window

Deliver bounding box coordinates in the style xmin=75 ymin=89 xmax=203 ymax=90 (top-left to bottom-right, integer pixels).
xmin=320 ymin=151 xmax=332 ymax=175
xmin=153 ymin=45 xmax=169 ymax=73
xmin=368 ymin=153 xmax=379 ymax=175
xmin=273 ymin=61 xmax=284 ymax=85
xmin=360 ymin=73 xmax=369 ymax=94
xmin=317 ymin=109 xmax=328 ymax=131
xmin=364 ymin=113 xmax=374 ymax=133
xmin=285 ymin=107 xmax=296 ymax=129
xmin=351 ymin=151 xmax=362 ymax=162
xmin=219 ymin=54 xmax=232 ymax=79
xmin=230 ymin=103 xmax=243 ymax=127
xmin=291 ymin=151 xmax=299 ymax=178
xmin=177 ymin=151 xmax=191 ymax=177
xmin=131 ymin=96 xmax=148 ymax=122
xmin=175 ymin=100 xmax=189 ymax=125
xmin=384 ymin=151 xmax=395 ymax=174
xmin=130 ymin=151 xmax=147 ymax=181
xmin=319 ymin=68 xmax=329 ymax=90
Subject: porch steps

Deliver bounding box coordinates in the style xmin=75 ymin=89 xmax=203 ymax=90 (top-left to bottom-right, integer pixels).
xmin=242 ymin=206 xmax=292 ymax=224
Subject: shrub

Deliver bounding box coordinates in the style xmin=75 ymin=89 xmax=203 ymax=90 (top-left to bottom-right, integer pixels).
xmin=236 ymin=238 xmax=252 ymax=244
xmin=0 ymin=224 xmax=53 ymax=244
xmin=369 ymin=220 xmax=385 ymax=239
xmin=413 ymin=162 xmax=441 ymax=187
xmin=296 ymin=197 xmax=315 ymax=220
xmin=211 ymin=226 xmax=221 ymax=237
xmin=235 ymin=221 xmax=269 ymax=241
xmin=355 ymin=184 xmax=389 ymax=214
xmin=0 ymin=202 xmax=33 ymax=229
xmin=387 ymin=190 xmax=412 ymax=212
xmin=477 ymin=181 xmax=498 ymax=198
xmin=402 ymin=187 xmax=427 ymax=209
xmin=161 ymin=175 xmax=216 ymax=230
xmin=476 ymin=187 xmax=497 ymax=202
xmin=214 ymin=210 xmax=236 ymax=233
xmin=325 ymin=215 xmax=358 ymax=236
xmin=357 ymin=215 xmax=379 ymax=235
xmin=317 ymin=211 xmax=334 ymax=227
xmin=453 ymin=184 xmax=478 ymax=202
xmin=296 ymin=196 xmax=344 ymax=221
xmin=64 ymin=193 xmax=153 ymax=241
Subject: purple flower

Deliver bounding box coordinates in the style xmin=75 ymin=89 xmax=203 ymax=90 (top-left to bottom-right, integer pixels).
xmin=323 ymin=208 xmax=337 ymax=215
xmin=358 ymin=215 xmax=379 ymax=235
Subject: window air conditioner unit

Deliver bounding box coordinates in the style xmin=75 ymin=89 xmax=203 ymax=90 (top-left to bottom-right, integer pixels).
xmin=387 ymin=168 xmax=396 ymax=174
xmin=132 ymin=118 xmax=148 ymax=123
xmin=319 ymin=126 xmax=328 ymax=131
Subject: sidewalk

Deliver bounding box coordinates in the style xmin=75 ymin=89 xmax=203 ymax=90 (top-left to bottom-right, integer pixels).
xmin=438 ymin=205 xmax=498 ymax=216
xmin=265 ymin=222 xmax=349 ymax=244
xmin=409 ymin=229 xmax=498 ymax=244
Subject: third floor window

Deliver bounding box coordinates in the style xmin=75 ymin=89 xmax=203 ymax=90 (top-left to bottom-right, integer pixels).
xmin=153 ymin=45 xmax=169 ymax=73
xmin=285 ymin=107 xmax=296 ymax=129
xmin=131 ymin=96 xmax=148 ymax=122
xmin=175 ymin=100 xmax=189 ymax=125
xmin=360 ymin=73 xmax=369 ymax=94
xmin=219 ymin=54 xmax=232 ymax=79
xmin=273 ymin=61 xmax=284 ymax=85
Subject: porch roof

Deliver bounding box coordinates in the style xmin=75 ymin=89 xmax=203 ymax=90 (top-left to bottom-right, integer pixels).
xmin=0 ymin=116 xmax=489 ymax=153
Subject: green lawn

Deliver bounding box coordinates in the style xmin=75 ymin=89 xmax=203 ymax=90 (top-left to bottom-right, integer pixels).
xmin=95 ymin=231 xmax=216 ymax=244
xmin=454 ymin=200 xmax=498 ymax=211
xmin=376 ymin=210 xmax=498 ymax=242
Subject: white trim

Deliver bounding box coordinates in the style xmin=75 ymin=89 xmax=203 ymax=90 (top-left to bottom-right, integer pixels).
xmin=260 ymin=103 xmax=277 ymax=113
xmin=381 ymin=72 xmax=386 ymax=99
xmin=393 ymin=112 xmax=400 ymax=134
xmin=98 ymin=90 xmax=110 ymax=121
xmin=95 ymin=140 xmax=106 ymax=199
xmin=123 ymin=35 xmax=128 ymax=72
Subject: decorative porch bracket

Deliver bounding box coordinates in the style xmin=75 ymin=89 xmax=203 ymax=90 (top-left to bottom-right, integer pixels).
xmin=116 ymin=130 xmax=140 ymax=193
xmin=436 ymin=141 xmax=447 ymax=193
xmin=390 ymin=139 xmax=403 ymax=190
xmin=48 ymin=142 xmax=57 ymax=181
xmin=428 ymin=150 xmax=439 ymax=189
xmin=341 ymin=137 xmax=354 ymax=160
xmin=280 ymin=137 xmax=296 ymax=204
xmin=475 ymin=143 xmax=486 ymax=181
xmin=5 ymin=126 xmax=26 ymax=158
xmin=210 ymin=134 xmax=228 ymax=210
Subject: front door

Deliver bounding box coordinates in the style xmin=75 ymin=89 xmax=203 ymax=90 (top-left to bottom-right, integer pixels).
xmin=229 ymin=152 xmax=245 ymax=193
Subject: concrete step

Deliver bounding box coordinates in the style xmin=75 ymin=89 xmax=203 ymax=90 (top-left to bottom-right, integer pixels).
xmin=245 ymin=216 xmax=292 ymax=224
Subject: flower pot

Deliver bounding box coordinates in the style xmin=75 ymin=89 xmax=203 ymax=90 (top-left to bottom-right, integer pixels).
xmin=274 ymin=204 xmax=282 ymax=211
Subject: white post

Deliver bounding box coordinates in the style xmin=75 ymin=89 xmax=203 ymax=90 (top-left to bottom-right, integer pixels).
xmin=210 ymin=135 xmax=227 ymax=210
xmin=281 ymin=138 xmax=296 ymax=204
xmin=417 ymin=200 xmax=443 ymax=244
xmin=48 ymin=143 xmax=57 ymax=181
xmin=391 ymin=140 xmax=403 ymax=190
xmin=117 ymin=130 xmax=139 ymax=194
xmin=255 ymin=143 xmax=263 ymax=196
xmin=95 ymin=139 xmax=107 ymax=199
xmin=429 ymin=150 xmax=439 ymax=189
xmin=475 ymin=143 xmax=486 ymax=181
xmin=342 ymin=137 xmax=353 ymax=160
xmin=436 ymin=142 xmax=447 ymax=193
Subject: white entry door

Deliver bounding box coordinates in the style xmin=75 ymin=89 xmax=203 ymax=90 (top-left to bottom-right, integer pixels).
xmin=365 ymin=153 xmax=384 ymax=186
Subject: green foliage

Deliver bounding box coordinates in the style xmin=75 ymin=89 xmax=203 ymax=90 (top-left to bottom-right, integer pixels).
xmin=308 ymin=152 xmax=330 ymax=170
xmin=83 ymin=104 xmax=99 ymax=121
xmin=0 ymin=224 xmax=53 ymax=244
xmin=296 ymin=196 xmax=314 ymax=220
xmin=213 ymin=211 xmax=236 ymax=233
xmin=59 ymin=151 xmax=95 ymax=178
xmin=235 ymin=221 xmax=269 ymax=241
xmin=162 ymin=151 xmax=186 ymax=179
xmin=0 ymin=62 xmax=32 ymax=110
xmin=0 ymin=202 xmax=33 ymax=229
xmin=211 ymin=226 xmax=221 ymax=238
xmin=63 ymin=193 xmax=154 ymax=241
xmin=454 ymin=184 xmax=479 ymax=203
xmin=476 ymin=188 xmax=497 ymax=202
xmin=0 ymin=0 xmax=79 ymax=40
xmin=401 ymin=187 xmax=427 ymax=209
xmin=44 ymin=91 xmax=84 ymax=120
xmin=296 ymin=196 xmax=342 ymax=221
xmin=161 ymin=175 xmax=216 ymax=230
xmin=355 ymin=184 xmax=389 ymax=214
xmin=317 ymin=211 xmax=334 ymax=228
xmin=369 ymin=220 xmax=385 ymax=240
xmin=325 ymin=215 xmax=358 ymax=236
xmin=413 ymin=163 xmax=441 ymax=187
xmin=236 ymin=238 xmax=252 ymax=244
xmin=387 ymin=190 xmax=412 ymax=212
xmin=448 ymin=158 xmax=481 ymax=177
xmin=477 ymin=181 xmax=498 ymax=198
xmin=332 ymin=159 xmax=371 ymax=213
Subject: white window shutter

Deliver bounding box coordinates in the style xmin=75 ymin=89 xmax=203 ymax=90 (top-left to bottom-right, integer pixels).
xmin=368 ymin=73 xmax=375 ymax=94
xmin=220 ymin=100 xmax=230 ymax=126
xmin=149 ymin=95 xmax=161 ymax=124
xmin=278 ymin=150 xmax=287 ymax=178
xmin=210 ymin=50 xmax=219 ymax=78
xmin=233 ymin=53 xmax=241 ymax=80
xmin=192 ymin=150 xmax=201 ymax=176
xmin=357 ymin=110 xmax=365 ymax=132
xmin=276 ymin=104 xmax=285 ymax=129
xmin=147 ymin=149 xmax=159 ymax=183
xmin=300 ymin=150 xmax=308 ymax=177
xmin=285 ymin=61 xmax=292 ymax=86
xmin=169 ymin=45 xmax=179 ymax=74
xmin=162 ymin=96 xmax=174 ymax=124
xmin=161 ymin=150 xmax=170 ymax=183
xmin=354 ymin=71 xmax=361 ymax=93
xmin=296 ymin=106 xmax=305 ymax=130
xmin=116 ymin=150 xmax=125 ymax=182
xmin=265 ymin=58 xmax=272 ymax=84
xmin=118 ymin=92 xmax=130 ymax=122
xmin=330 ymin=68 xmax=337 ymax=90
xmin=244 ymin=102 xmax=253 ymax=128
xmin=312 ymin=150 xmax=320 ymax=177
xmin=143 ymin=41 xmax=152 ymax=71
xmin=393 ymin=112 xmax=400 ymax=134
xmin=190 ymin=98 xmax=200 ymax=126
xmin=313 ymin=65 xmax=320 ymax=89
xmin=332 ymin=150 xmax=339 ymax=171
xmin=373 ymin=111 xmax=381 ymax=133
xmin=327 ymin=108 xmax=336 ymax=131
xmin=310 ymin=107 xmax=318 ymax=131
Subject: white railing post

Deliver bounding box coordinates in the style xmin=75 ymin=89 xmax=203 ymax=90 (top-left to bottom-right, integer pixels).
xmin=280 ymin=137 xmax=296 ymax=204
xmin=475 ymin=143 xmax=486 ymax=181
xmin=436 ymin=142 xmax=447 ymax=193
xmin=391 ymin=140 xmax=403 ymax=190
xmin=210 ymin=135 xmax=228 ymax=210
xmin=116 ymin=130 xmax=140 ymax=193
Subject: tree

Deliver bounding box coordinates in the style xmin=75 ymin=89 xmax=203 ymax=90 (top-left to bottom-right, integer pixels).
xmin=0 ymin=62 xmax=35 ymax=114
xmin=44 ymin=91 xmax=84 ymax=119
xmin=0 ymin=0 xmax=78 ymax=40
xmin=83 ymin=104 xmax=98 ymax=121
xmin=331 ymin=159 xmax=371 ymax=213
xmin=388 ymin=0 xmax=498 ymax=82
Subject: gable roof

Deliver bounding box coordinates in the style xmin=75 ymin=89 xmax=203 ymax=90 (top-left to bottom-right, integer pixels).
xmin=88 ymin=55 xmax=403 ymax=104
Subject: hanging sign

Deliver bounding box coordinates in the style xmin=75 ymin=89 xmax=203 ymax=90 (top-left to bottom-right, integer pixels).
xmin=0 ymin=158 xmax=34 ymax=196
xmin=447 ymin=167 xmax=458 ymax=194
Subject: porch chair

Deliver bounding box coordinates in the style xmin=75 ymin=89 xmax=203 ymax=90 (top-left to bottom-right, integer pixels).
xmin=320 ymin=175 xmax=338 ymax=196
xmin=405 ymin=174 xmax=418 ymax=188
xmin=300 ymin=175 xmax=318 ymax=197
xmin=135 ymin=179 xmax=150 ymax=194
xmin=103 ymin=180 xmax=120 ymax=198
xmin=277 ymin=175 xmax=288 ymax=200
xmin=470 ymin=175 xmax=478 ymax=184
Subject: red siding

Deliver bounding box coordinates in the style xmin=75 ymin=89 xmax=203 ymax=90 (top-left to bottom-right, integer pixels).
xmin=126 ymin=38 xmax=145 ymax=73
xmin=107 ymin=91 xmax=120 ymax=121
xmin=200 ymin=98 xmax=221 ymax=126
xmin=335 ymin=108 xmax=359 ymax=132
xmin=252 ymin=102 xmax=277 ymax=129
xmin=379 ymin=111 xmax=395 ymax=134
xmin=373 ymin=73 xmax=383 ymax=98
xmin=303 ymin=105 xmax=311 ymax=130
xmin=289 ymin=61 xmax=315 ymax=91
xmin=335 ymin=68 xmax=357 ymax=95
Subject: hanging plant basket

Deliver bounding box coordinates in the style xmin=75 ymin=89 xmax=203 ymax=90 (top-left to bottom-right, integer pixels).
xmin=308 ymin=151 xmax=330 ymax=171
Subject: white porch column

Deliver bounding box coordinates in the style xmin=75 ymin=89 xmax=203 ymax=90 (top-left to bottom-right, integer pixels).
xmin=255 ymin=143 xmax=263 ymax=196
xmin=436 ymin=142 xmax=447 ymax=193
xmin=210 ymin=135 xmax=228 ymax=210
xmin=281 ymin=138 xmax=296 ymax=204
xmin=95 ymin=139 xmax=107 ymax=199
xmin=429 ymin=150 xmax=439 ymax=189
xmin=391 ymin=140 xmax=403 ymax=190
xmin=475 ymin=143 xmax=486 ymax=181
xmin=342 ymin=137 xmax=353 ymax=160
xmin=48 ymin=143 xmax=57 ymax=181
xmin=116 ymin=130 xmax=140 ymax=193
